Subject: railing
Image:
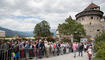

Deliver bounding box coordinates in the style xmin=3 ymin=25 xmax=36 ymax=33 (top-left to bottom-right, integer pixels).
xmin=0 ymin=47 xmax=72 ymax=60
xmin=0 ymin=49 xmax=12 ymax=60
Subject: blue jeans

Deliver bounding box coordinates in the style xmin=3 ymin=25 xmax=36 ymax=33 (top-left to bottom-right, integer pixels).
xmin=78 ymin=51 xmax=83 ymax=56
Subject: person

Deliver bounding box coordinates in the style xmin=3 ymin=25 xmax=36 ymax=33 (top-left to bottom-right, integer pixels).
xmin=20 ymin=45 xmax=25 ymax=60
xmin=84 ymin=43 xmax=88 ymax=52
xmin=66 ymin=43 xmax=70 ymax=54
xmin=25 ymin=41 xmax=30 ymax=60
xmin=63 ymin=43 xmax=66 ymax=54
xmin=41 ymin=40 xmax=45 ymax=57
xmin=72 ymin=42 xmax=77 ymax=58
xmin=33 ymin=42 xmax=37 ymax=57
xmin=7 ymin=41 xmax=12 ymax=60
xmin=36 ymin=40 xmax=45 ymax=58
xmin=45 ymin=41 xmax=50 ymax=57
xmin=50 ymin=42 xmax=54 ymax=55
xmin=87 ymin=46 xmax=93 ymax=60
xmin=53 ymin=43 xmax=56 ymax=56
xmin=78 ymin=43 xmax=84 ymax=56
xmin=60 ymin=42 xmax=64 ymax=55
xmin=29 ymin=42 xmax=34 ymax=59
xmin=14 ymin=42 xmax=20 ymax=60
xmin=56 ymin=43 xmax=60 ymax=55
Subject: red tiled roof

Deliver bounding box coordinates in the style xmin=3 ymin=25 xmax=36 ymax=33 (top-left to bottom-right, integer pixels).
xmin=85 ymin=3 xmax=99 ymax=10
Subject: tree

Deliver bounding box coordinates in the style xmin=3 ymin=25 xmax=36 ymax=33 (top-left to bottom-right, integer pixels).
xmin=93 ymin=30 xmax=105 ymax=60
xmin=58 ymin=16 xmax=86 ymax=41
xmin=33 ymin=20 xmax=52 ymax=37
xmin=94 ymin=30 xmax=105 ymax=51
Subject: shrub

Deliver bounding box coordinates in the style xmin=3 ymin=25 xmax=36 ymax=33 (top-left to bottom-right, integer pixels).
xmin=96 ymin=49 xmax=105 ymax=59
xmin=93 ymin=57 xmax=102 ymax=60
xmin=93 ymin=49 xmax=105 ymax=60
xmin=93 ymin=30 xmax=105 ymax=60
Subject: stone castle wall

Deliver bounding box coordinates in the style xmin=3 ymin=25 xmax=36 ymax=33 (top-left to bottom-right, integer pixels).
xmin=77 ymin=15 xmax=104 ymax=37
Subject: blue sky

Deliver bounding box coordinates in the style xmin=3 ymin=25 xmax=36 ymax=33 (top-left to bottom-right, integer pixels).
xmin=0 ymin=0 xmax=105 ymax=31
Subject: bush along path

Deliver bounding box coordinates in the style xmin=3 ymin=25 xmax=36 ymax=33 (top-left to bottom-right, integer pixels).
xmin=93 ymin=30 xmax=105 ymax=60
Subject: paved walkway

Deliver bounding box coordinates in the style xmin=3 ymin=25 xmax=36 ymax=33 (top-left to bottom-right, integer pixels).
xmin=31 ymin=52 xmax=89 ymax=60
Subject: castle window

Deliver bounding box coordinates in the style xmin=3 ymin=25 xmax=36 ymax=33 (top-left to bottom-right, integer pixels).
xmin=97 ymin=17 xmax=98 ymax=20
xmin=97 ymin=29 xmax=100 ymax=31
xmin=91 ymin=16 xmax=93 ymax=19
xmin=82 ymin=18 xmax=84 ymax=20
xmin=90 ymin=22 xmax=91 ymax=25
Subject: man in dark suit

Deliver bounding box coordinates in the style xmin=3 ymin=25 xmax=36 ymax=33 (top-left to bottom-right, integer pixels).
xmin=36 ymin=40 xmax=45 ymax=58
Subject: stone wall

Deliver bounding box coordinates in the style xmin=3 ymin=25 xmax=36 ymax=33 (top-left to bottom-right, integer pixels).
xmin=77 ymin=15 xmax=104 ymax=38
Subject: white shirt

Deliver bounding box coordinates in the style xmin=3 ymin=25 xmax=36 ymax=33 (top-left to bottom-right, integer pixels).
xmin=45 ymin=44 xmax=50 ymax=48
xmin=84 ymin=45 xmax=87 ymax=48
xmin=88 ymin=48 xmax=92 ymax=54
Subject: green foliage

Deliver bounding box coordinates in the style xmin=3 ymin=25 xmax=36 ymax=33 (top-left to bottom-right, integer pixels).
xmin=96 ymin=49 xmax=105 ymax=59
xmin=93 ymin=57 xmax=103 ymax=60
xmin=33 ymin=20 xmax=52 ymax=37
xmin=94 ymin=30 xmax=105 ymax=60
xmin=94 ymin=41 xmax=105 ymax=52
xmin=62 ymin=38 xmax=71 ymax=43
xmin=95 ymin=31 xmax=105 ymax=42
xmin=93 ymin=49 xmax=105 ymax=60
xmin=58 ymin=16 xmax=86 ymax=40
xmin=94 ymin=31 xmax=105 ymax=51
xmin=47 ymin=37 xmax=55 ymax=42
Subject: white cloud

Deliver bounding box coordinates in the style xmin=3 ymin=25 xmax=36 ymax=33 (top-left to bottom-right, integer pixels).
xmin=13 ymin=10 xmax=22 ymax=16
xmin=0 ymin=18 xmax=36 ymax=31
xmin=0 ymin=0 xmax=105 ymax=31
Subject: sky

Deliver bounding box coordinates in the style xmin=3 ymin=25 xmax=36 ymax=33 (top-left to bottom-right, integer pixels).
xmin=0 ymin=0 xmax=105 ymax=32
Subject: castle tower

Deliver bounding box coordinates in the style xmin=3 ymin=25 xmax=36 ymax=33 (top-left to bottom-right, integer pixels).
xmin=75 ymin=3 xmax=105 ymax=38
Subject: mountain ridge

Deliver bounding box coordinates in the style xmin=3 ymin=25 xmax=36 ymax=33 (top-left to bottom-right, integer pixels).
xmin=0 ymin=27 xmax=56 ymax=37
xmin=0 ymin=27 xmax=34 ymax=37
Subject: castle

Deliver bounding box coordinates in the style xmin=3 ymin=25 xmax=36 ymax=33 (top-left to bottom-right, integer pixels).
xmin=75 ymin=3 xmax=105 ymax=38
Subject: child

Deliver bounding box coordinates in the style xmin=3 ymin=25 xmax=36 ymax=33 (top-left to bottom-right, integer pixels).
xmin=87 ymin=46 xmax=93 ymax=60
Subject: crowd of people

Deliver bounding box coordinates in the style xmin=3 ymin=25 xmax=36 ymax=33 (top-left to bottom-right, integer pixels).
xmin=0 ymin=39 xmax=94 ymax=60
xmin=72 ymin=42 xmax=94 ymax=60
